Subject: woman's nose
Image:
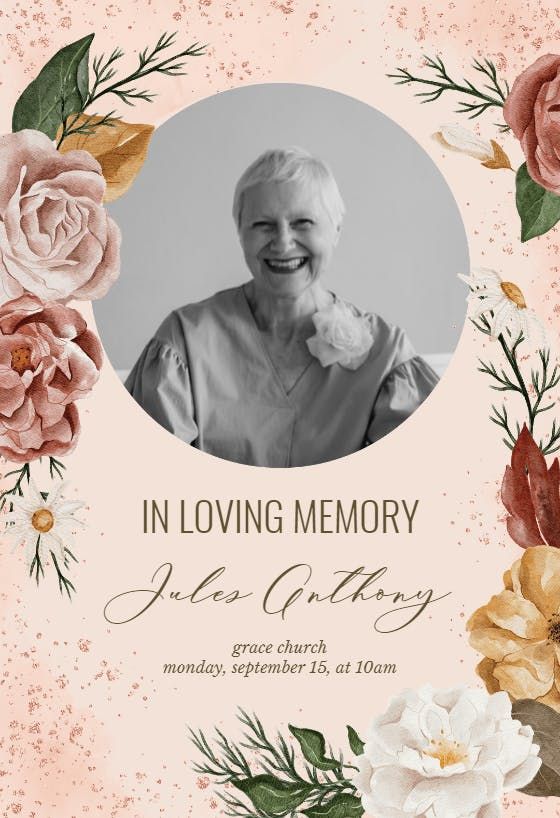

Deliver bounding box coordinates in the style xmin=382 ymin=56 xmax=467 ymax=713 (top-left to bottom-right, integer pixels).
xmin=271 ymin=223 xmax=295 ymax=252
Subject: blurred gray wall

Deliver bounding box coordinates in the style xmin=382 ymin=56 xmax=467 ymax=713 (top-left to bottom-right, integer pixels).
xmin=95 ymin=84 xmax=469 ymax=368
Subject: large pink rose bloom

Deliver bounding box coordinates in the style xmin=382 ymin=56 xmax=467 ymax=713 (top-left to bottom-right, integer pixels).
xmin=504 ymin=54 xmax=560 ymax=194
xmin=0 ymin=129 xmax=120 ymax=304
xmin=0 ymin=295 xmax=102 ymax=462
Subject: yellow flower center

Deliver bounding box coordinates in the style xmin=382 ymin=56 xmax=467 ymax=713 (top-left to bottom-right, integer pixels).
xmin=11 ymin=346 xmax=33 ymax=374
xmin=31 ymin=508 xmax=54 ymax=534
xmin=500 ymin=281 xmax=527 ymax=309
xmin=424 ymin=738 xmax=468 ymax=769
xmin=548 ymin=614 xmax=560 ymax=645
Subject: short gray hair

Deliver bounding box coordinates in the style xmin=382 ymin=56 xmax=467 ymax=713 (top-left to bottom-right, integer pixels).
xmin=232 ymin=147 xmax=345 ymax=229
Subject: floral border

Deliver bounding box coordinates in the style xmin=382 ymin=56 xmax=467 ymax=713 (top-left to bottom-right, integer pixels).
xmin=0 ymin=32 xmax=205 ymax=596
xmin=190 ymin=690 xmax=546 ymax=817
xmin=2 ymin=35 xmax=560 ymax=814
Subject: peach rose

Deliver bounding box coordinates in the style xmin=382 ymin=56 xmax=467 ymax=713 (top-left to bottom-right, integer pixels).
xmin=0 ymin=129 xmax=120 ymax=304
xmin=0 ymin=295 xmax=102 ymax=462
xmin=468 ymin=546 xmax=560 ymax=712
xmin=503 ymin=54 xmax=560 ymax=194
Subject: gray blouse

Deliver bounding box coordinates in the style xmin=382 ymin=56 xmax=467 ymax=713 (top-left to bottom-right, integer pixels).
xmin=125 ymin=285 xmax=438 ymax=467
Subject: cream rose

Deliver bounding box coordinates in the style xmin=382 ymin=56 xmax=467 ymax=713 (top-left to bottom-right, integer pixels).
xmin=353 ymin=685 xmax=540 ymax=818
xmin=0 ymin=129 xmax=120 ymax=304
xmin=306 ymin=301 xmax=373 ymax=370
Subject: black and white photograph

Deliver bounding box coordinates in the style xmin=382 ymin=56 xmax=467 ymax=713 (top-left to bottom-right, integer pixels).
xmin=94 ymin=84 xmax=469 ymax=467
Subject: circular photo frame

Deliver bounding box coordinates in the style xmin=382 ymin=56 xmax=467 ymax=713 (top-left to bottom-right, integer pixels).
xmin=94 ymin=83 xmax=469 ymax=467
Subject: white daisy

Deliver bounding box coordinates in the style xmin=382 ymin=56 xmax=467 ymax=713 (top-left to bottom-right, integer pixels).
xmin=2 ymin=480 xmax=84 ymax=570
xmin=459 ymin=267 xmax=546 ymax=343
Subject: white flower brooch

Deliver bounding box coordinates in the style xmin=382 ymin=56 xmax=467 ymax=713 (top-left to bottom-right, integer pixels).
xmin=306 ymin=300 xmax=373 ymax=370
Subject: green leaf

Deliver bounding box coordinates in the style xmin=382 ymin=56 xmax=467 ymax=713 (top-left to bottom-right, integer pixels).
xmin=289 ymin=725 xmax=340 ymax=771
xmin=233 ymin=775 xmax=313 ymax=814
xmin=521 ymin=763 xmax=560 ymax=798
xmin=515 ymin=162 xmax=560 ymax=242
xmin=12 ymin=34 xmax=94 ymax=139
xmin=346 ymin=725 xmax=365 ymax=756
xmin=303 ymin=794 xmax=364 ymax=817
xmin=512 ymin=699 xmax=560 ymax=796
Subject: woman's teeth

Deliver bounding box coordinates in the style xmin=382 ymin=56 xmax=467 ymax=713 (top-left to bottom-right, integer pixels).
xmin=265 ymin=257 xmax=308 ymax=273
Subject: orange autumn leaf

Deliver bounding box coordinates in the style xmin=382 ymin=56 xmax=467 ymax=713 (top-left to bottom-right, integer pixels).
xmin=58 ymin=116 xmax=155 ymax=202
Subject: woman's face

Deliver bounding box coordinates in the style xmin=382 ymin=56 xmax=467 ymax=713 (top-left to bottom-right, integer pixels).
xmin=239 ymin=179 xmax=340 ymax=298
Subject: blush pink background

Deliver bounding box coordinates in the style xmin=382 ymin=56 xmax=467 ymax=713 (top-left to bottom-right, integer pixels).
xmin=1 ymin=1 xmax=560 ymax=816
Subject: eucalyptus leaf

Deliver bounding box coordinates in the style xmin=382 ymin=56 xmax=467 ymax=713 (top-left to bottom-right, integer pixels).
xmin=289 ymin=725 xmax=341 ymax=771
xmin=346 ymin=725 xmax=365 ymax=756
xmin=233 ymin=775 xmax=313 ymax=814
xmin=512 ymin=699 xmax=560 ymax=796
xmin=302 ymin=793 xmax=364 ymax=817
xmin=515 ymin=162 xmax=560 ymax=242
xmin=12 ymin=34 xmax=94 ymax=139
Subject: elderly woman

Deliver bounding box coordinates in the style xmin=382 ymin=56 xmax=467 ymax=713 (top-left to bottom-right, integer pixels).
xmin=125 ymin=148 xmax=438 ymax=467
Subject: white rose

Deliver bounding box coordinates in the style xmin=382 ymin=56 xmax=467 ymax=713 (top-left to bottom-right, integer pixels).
xmin=307 ymin=301 xmax=373 ymax=370
xmin=353 ymin=685 xmax=541 ymax=818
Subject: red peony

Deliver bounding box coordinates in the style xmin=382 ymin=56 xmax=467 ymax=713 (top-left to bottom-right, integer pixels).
xmin=0 ymin=295 xmax=102 ymax=462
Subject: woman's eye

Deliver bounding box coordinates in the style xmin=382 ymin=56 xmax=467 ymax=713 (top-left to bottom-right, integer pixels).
xmin=293 ymin=219 xmax=313 ymax=228
xmin=253 ymin=221 xmax=272 ymax=230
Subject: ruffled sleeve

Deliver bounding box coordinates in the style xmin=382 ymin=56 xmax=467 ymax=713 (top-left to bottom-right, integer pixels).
xmin=366 ymin=356 xmax=439 ymax=445
xmin=125 ymin=335 xmax=198 ymax=444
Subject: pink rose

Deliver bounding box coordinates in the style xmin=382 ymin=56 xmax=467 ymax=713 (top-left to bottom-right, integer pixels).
xmin=503 ymin=54 xmax=560 ymax=194
xmin=0 ymin=129 xmax=120 ymax=304
xmin=0 ymin=295 xmax=102 ymax=462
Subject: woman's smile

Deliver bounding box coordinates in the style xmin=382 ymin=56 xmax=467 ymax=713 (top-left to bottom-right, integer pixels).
xmin=264 ymin=256 xmax=309 ymax=273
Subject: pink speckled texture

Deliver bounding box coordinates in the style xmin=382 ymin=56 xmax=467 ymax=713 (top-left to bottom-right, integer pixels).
xmin=1 ymin=1 xmax=560 ymax=817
